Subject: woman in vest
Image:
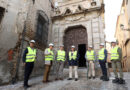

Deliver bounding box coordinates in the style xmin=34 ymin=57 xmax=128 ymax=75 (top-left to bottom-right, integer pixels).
xmin=22 ymin=40 xmax=37 ymax=89
xmin=43 ymin=43 xmax=54 ymax=83
xmin=85 ymin=46 xmax=96 ymax=79
xmin=68 ymin=45 xmax=78 ymax=81
xmin=111 ymin=40 xmax=125 ymax=84
xmin=98 ymin=43 xmax=109 ymax=81
xmin=55 ymin=45 xmax=66 ymax=80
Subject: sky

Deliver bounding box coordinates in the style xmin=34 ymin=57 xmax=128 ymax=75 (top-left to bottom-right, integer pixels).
xmin=104 ymin=0 xmax=123 ymax=42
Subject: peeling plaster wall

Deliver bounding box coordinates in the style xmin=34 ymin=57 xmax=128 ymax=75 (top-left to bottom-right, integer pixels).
xmin=0 ymin=0 xmax=52 ymax=85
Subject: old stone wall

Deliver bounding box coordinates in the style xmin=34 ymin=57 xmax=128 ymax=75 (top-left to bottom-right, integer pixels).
xmin=0 ymin=0 xmax=52 ymax=85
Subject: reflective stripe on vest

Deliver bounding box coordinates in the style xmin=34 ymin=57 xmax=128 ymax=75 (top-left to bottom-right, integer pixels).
xmin=69 ymin=51 xmax=77 ymax=60
xmin=98 ymin=48 xmax=105 ymax=60
xmin=86 ymin=50 xmax=94 ymax=60
xmin=26 ymin=47 xmax=36 ymax=62
xmin=45 ymin=48 xmax=54 ymax=61
xmin=57 ymin=50 xmax=66 ymax=61
xmin=111 ymin=46 xmax=119 ymax=60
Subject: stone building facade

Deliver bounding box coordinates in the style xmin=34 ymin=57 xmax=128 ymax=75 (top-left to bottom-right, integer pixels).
xmin=51 ymin=0 xmax=105 ymax=66
xmin=115 ymin=0 xmax=130 ymax=72
xmin=0 ymin=0 xmax=52 ymax=84
xmin=0 ymin=0 xmax=105 ymax=85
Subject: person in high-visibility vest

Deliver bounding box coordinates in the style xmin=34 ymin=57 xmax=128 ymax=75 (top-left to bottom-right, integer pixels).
xmin=43 ymin=43 xmax=54 ymax=83
xmin=68 ymin=45 xmax=78 ymax=81
xmin=55 ymin=45 xmax=66 ymax=80
xmin=85 ymin=46 xmax=96 ymax=79
xmin=111 ymin=40 xmax=125 ymax=84
xmin=98 ymin=43 xmax=109 ymax=81
xmin=22 ymin=40 xmax=37 ymax=89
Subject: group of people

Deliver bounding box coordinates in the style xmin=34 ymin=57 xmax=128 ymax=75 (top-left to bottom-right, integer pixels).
xmin=22 ymin=40 xmax=125 ymax=89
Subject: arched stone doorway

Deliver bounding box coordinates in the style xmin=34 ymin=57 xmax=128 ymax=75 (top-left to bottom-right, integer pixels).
xmin=64 ymin=25 xmax=88 ymax=67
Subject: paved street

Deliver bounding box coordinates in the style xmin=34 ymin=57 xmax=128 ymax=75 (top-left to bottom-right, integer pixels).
xmin=0 ymin=69 xmax=130 ymax=90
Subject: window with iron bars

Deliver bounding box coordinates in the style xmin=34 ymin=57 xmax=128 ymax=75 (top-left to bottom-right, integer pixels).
xmin=36 ymin=14 xmax=48 ymax=47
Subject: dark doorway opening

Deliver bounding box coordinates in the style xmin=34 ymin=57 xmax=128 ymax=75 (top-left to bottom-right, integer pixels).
xmin=78 ymin=44 xmax=86 ymax=67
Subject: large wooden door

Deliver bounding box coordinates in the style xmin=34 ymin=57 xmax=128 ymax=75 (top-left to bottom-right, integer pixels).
xmin=64 ymin=26 xmax=88 ymax=67
xmin=64 ymin=26 xmax=88 ymax=52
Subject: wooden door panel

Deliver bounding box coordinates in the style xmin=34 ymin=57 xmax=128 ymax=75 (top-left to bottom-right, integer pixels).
xmin=64 ymin=26 xmax=88 ymax=52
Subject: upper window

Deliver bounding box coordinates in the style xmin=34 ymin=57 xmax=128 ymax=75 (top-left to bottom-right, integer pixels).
xmin=36 ymin=14 xmax=49 ymax=47
xmin=0 ymin=7 xmax=5 ymax=24
xmin=126 ymin=0 xmax=128 ymax=5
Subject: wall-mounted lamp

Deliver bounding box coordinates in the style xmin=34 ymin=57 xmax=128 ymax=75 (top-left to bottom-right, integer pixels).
xmin=120 ymin=24 xmax=130 ymax=31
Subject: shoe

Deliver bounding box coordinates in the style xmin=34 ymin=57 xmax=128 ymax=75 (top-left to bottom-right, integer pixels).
xmin=112 ymin=78 xmax=119 ymax=83
xmin=93 ymin=77 xmax=95 ymax=79
xmin=47 ymin=80 xmax=52 ymax=82
xmin=59 ymin=78 xmax=63 ymax=80
xmin=68 ymin=78 xmax=72 ymax=80
xmin=118 ymin=78 xmax=125 ymax=84
xmin=103 ymin=77 xmax=109 ymax=81
xmin=55 ymin=78 xmax=58 ymax=81
xmin=42 ymin=81 xmax=47 ymax=83
xmin=88 ymin=77 xmax=91 ymax=79
xmin=24 ymin=85 xmax=30 ymax=89
xmin=75 ymin=78 xmax=78 ymax=81
xmin=100 ymin=76 xmax=104 ymax=80
xmin=27 ymin=85 xmax=31 ymax=87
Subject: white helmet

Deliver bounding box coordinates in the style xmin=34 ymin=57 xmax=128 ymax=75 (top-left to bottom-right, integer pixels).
xmin=111 ymin=40 xmax=117 ymax=43
xmin=71 ymin=45 xmax=75 ymax=48
xmin=30 ymin=40 xmax=35 ymax=43
xmin=89 ymin=45 xmax=93 ymax=48
xmin=60 ymin=45 xmax=64 ymax=47
xmin=100 ymin=43 xmax=105 ymax=46
xmin=49 ymin=43 xmax=54 ymax=46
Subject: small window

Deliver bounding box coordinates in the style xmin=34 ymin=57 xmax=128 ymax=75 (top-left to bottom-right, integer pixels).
xmin=126 ymin=0 xmax=128 ymax=5
xmin=0 ymin=7 xmax=5 ymax=24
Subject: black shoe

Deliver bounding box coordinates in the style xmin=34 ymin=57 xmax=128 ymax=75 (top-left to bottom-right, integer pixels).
xmin=118 ymin=78 xmax=125 ymax=84
xmin=24 ymin=85 xmax=30 ymax=89
xmin=55 ymin=78 xmax=59 ymax=81
xmin=27 ymin=85 xmax=31 ymax=87
xmin=112 ymin=78 xmax=119 ymax=83
xmin=75 ymin=78 xmax=78 ymax=81
xmin=88 ymin=77 xmax=91 ymax=79
xmin=103 ymin=77 xmax=109 ymax=81
xmin=68 ymin=78 xmax=72 ymax=80
xmin=93 ymin=77 xmax=95 ymax=79
xmin=100 ymin=76 xmax=104 ymax=80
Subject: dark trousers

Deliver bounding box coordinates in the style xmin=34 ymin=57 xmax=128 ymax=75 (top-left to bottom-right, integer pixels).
xmin=99 ymin=60 xmax=107 ymax=77
xmin=24 ymin=62 xmax=34 ymax=86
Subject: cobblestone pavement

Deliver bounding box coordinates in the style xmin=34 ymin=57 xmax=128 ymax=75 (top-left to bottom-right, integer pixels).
xmin=0 ymin=69 xmax=130 ymax=90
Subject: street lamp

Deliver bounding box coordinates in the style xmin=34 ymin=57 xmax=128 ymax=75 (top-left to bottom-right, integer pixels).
xmin=120 ymin=24 xmax=130 ymax=31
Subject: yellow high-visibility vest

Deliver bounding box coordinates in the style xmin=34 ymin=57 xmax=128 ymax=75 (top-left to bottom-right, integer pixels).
xmin=111 ymin=46 xmax=119 ymax=60
xmin=45 ymin=48 xmax=54 ymax=61
xmin=69 ymin=51 xmax=77 ymax=60
xmin=26 ymin=47 xmax=36 ymax=62
xmin=57 ymin=50 xmax=66 ymax=61
xmin=86 ymin=50 xmax=94 ymax=60
xmin=98 ymin=48 xmax=105 ymax=60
